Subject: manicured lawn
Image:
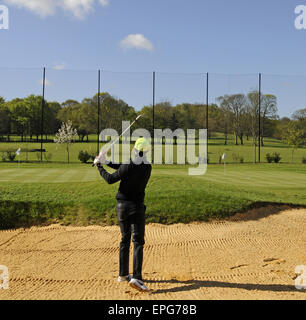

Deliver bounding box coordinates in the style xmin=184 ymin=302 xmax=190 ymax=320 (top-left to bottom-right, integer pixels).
xmin=0 ymin=162 xmax=305 ymax=228
xmin=0 ymin=135 xmax=305 ymax=164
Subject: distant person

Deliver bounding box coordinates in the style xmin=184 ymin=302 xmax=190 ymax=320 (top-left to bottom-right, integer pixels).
xmin=95 ymin=138 xmax=152 ymax=292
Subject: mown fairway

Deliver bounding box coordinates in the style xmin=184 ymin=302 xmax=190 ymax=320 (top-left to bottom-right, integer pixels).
xmin=0 ymin=162 xmax=305 ymax=228
xmin=0 ymin=135 xmax=305 ymax=164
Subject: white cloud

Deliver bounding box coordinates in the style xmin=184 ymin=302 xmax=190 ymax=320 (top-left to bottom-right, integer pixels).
xmin=99 ymin=0 xmax=109 ymax=7
xmin=4 ymin=0 xmax=55 ymax=17
xmin=53 ymin=62 xmax=66 ymax=70
xmin=120 ymin=34 xmax=154 ymax=51
xmin=4 ymin=0 xmax=109 ymax=19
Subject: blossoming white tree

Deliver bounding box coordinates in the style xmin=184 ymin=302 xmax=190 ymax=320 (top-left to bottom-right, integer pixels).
xmin=54 ymin=121 xmax=78 ymax=164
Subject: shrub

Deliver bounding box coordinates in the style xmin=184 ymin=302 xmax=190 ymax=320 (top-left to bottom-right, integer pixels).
xmin=302 ymin=157 xmax=306 ymax=164
xmin=89 ymin=152 xmax=96 ymax=162
xmin=266 ymin=153 xmax=281 ymax=163
xmin=1 ymin=152 xmax=7 ymax=162
xmin=78 ymin=151 xmax=91 ymax=163
xmin=273 ymin=152 xmax=281 ymax=163
xmin=6 ymin=151 xmax=16 ymax=162
xmin=44 ymin=153 xmax=53 ymax=162
xmin=232 ymin=153 xmax=243 ymax=163
xmin=266 ymin=153 xmax=273 ymax=163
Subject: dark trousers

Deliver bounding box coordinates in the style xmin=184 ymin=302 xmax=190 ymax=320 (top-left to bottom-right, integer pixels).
xmin=116 ymin=201 xmax=146 ymax=280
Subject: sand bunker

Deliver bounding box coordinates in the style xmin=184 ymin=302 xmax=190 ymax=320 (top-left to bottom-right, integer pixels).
xmin=0 ymin=208 xmax=305 ymax=300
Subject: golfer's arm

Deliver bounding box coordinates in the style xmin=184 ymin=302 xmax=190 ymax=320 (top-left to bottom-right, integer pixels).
xmin=106 ymin=162 xmax=120 ymax=170
xmin=97 ymin=165 xmax=121 ymax=184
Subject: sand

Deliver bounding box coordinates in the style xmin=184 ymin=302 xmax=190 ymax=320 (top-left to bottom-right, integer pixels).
xmin=0 ymin=208 xmax=305 ymax=300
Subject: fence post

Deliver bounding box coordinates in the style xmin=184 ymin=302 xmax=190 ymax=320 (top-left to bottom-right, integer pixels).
xmin=97 ymin=69 xmax=101 ymax=154
xmin=152 ymin=71 xmax=155 ymax=146
xmin=40 ymin=67 xmax=46 ymax=162
xmin=258 ymin=73 xmax=261 ymax=163
xmin=206 ymin=72 xmax=209 ymax=158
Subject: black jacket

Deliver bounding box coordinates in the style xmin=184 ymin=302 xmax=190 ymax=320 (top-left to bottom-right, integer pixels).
xmin=97 ymin=158 xmax=152 ymax=203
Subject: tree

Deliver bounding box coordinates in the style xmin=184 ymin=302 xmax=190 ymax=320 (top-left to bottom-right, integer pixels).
xmin=292 ymin=108 xmax=306 ymax=141
xmin=45 ymin=102 xmax=61 ymax=139
xmin=77 ymin=102 xmax=97 ymax=141
xmin=24 ymin=95 xmax=44 ymax=141
xmin=261 ymin=94 xmax=278 ymax=146
xmin=292 ymin=108 xmax=306 ymax=121
xmin=262 ymin=118 xmax=277 ymax=140
xmin=239 ymin=109 xmax=252 ymax=145
xmin=0 ymin=99 xmax=10 ymax=140
xmin=61 ymin=100 xmax=80 ymax=108
xmin=154 ymin=101 xmax=173 ymax=130
xmin=247 ymin=91 xmax=260 ymax=163
xmin=54 ymin=121 xmax=78 ymax=164
xmin=283 ymin=121 xmax=305 ymax=162
xmin=137 ymin=105 xmax=153 ymax=134
xmin=274 ymin=117 xmax=290 ymax=140
xmin=216 ymin=96 xmax=233 ymax=145
xmin=227 ymin=94 xmax=247 ymax=145
xmin=6 ymin=98 xmax=29 ymax=141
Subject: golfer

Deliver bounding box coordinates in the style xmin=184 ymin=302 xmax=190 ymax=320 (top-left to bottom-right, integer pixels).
xmin=95 ymin=138 xmax=152 ymax=292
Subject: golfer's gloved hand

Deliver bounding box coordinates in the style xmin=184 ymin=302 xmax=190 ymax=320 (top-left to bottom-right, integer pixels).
xmin=99 ymin=153 xmax=107 ymax=164
xmin=94 ymin=157 xmax=100 ymax=166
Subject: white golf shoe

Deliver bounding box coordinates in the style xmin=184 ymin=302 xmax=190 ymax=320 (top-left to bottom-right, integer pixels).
xmin=129 ymin=278 xmax=149 ymax=292
xmin=118 ymin=275 xmax=131 ymax=283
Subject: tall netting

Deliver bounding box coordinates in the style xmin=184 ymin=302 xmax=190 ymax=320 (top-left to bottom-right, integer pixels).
xmin=101 ymin=71 xmax=153 ymax=163
xmin=209 ymin=73 xmax=259 ymax=164
xmin=262 ymin=74 xmax=306 ymax=163
xmin=101 ymin=71 xmax=153 ymax=131
xmin=102 ymin=71 xmax=153 ymax=111
xmin=1 ymin=68 xmax=305 ymax=164
xmin=43 ymin=68 xmax=98 ymax=163
xmin=154 ymin=72 xmax=206 ymax=164
xmin=45 ymin=68 xmax=97 ymax=107
xmin=0 ymin=67 xmax=44 ymax=162
xmin=155 ymin=72 xmax=205 ymax=106
xmin=262 ymin=74 xmax=306 ymax=118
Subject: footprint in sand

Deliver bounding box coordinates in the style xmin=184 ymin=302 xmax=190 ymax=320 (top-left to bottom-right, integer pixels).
xmin=262 ymin=258 xmax=286 ymax=267
xmin=230 ymin=264 xmax=249 ymax=270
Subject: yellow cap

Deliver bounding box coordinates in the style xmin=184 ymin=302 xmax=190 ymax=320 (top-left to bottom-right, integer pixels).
xmin=134 ymin=137 xmax=150 ymax=152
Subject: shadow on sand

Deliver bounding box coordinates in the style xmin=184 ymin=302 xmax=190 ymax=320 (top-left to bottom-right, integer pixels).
xmin=145 ymin=278 xmax=304 ymax=295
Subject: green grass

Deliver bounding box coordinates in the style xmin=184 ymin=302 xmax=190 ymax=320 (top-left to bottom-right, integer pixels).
xmin=0 ymin=162 xmax=305 ymax=229
xmin=0 ymin=134 xmax=305 ymax=164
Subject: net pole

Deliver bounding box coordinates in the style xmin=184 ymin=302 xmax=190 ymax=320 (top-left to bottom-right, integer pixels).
xmin=40 ymin=67 xmax=46 ymax=162
xmin=97 ymin=69 xmax=101 ymax=154
xmin=258 ymin=73 xmax=261 ymax=163
xmin=152 ymin=71 xmax=155 ymax=147
xmin=206 ymin=72 xmax=209 ymax=159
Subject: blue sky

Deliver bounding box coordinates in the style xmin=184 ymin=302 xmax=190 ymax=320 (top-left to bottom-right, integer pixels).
xmin=1 ymin=0 xmax=306 ymax=117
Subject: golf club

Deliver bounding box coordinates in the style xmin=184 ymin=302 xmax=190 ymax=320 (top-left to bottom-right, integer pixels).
xmin=92 ymin=114 xmax=142 ymax=167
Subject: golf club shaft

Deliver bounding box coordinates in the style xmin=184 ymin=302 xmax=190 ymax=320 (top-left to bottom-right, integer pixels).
xmin=92 ymin=115 xmax=142 ymax=166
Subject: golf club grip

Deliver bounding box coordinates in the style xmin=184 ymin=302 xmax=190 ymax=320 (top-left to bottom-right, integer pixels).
xmin=92 ymin=114 xmax=142 ymax=167
xmin=91 ymin=148 xmax=111 ymax=167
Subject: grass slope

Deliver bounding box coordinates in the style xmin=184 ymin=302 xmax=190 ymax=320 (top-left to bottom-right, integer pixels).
xmin=0 ymin=163 xmax=305 ymax=229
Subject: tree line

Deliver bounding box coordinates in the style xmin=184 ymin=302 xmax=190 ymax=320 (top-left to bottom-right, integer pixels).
xmin=0 ymin=91 xmax=305 ymax=148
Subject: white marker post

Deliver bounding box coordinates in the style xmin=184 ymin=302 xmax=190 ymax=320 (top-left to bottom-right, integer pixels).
xmin=16 ymin=148 xmax=21 ymax=168
xmin=222 ymin=153 xmax=226 ymax=175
